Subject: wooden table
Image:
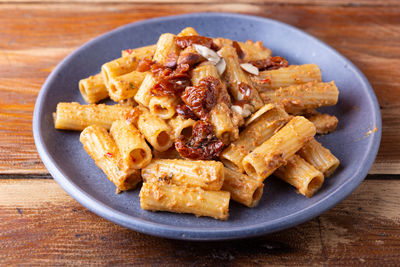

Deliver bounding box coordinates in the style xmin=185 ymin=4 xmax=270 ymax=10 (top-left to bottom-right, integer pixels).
xmin=1 ymin=0 xmax=399 ymax=265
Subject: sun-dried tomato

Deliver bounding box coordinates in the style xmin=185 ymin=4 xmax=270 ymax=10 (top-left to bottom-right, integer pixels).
xmin=177 ymin=52 xmax=203 ymax=66
xmin=136 ymin=58 xmax=153 ymax=72
xmin=150 ymin=63 xmax=191 ymax=97
xmin=175 ymin=121 xmax=224 ymax=160
xmin=232 ymin=41 xmax=245 ymax=60
xmin=176 ymin=103 xmax=198 ymax=120
xmin=181 ymin=77 xmax=219 ymax=120
xmin=249 ymin=56 xmax=288 ymax=71
xmin=164 ymin=52 xmax=178 ymax=68
xmin=175 ymin=36 xmax=219 ymax=51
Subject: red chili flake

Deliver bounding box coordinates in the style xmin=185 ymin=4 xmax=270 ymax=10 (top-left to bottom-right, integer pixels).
xmin=105 ymin=152 xmax=113 ymax=158
xmin=125 ymin=49 xmax=133 ymax=55
xmin=259 ymin=78 xmax=271 ymax=83
xmin=175 ymin=36 xmax=219 ymax=51
xmin=175 ymin=121 xmax=224 ymax=160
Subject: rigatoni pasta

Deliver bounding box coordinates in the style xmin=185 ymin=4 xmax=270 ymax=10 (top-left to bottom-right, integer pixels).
xmin=260 ymin=81 xmax=339 ymax=114
xmin=242 ymin=116 xmax=316 ymax=181
xmin=222 ymin=167 xmax=264 ymax=207
xmin=54 ymin=102 xmax=132 ymax=131
xmin=141 ymin=159 xmax=224 ymax=191
xmin=80 ymin=125 xmax=141 ymax=192
xmin=298 ymin=138 xmax=340 ymax=177
xmin=252 ymin=64 xmax=322 ymax=91
xmin=54 ymin=27 xmax=341 ymax=221
xmin=274 ymin=154 xmax=324 ymax=198
xmin=140 ymin=182 xmax=230 ymax=220
xmin=110 ymin=119 xmax=152 ymax=169
xmin=79 ymin=73 xmax=108 ymax=104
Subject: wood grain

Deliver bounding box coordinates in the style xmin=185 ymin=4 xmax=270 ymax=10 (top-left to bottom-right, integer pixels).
xmin=1 ymin=0 xmax=400 ymax=6
xmin=1 ymin=3 xmax=400 ymax=174
xmin=0 ymin=178 xmax=399 ymax=265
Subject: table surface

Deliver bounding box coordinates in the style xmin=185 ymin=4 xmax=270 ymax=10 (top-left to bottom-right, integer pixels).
xmin=1 ymin=0 xmax=400 ymax=265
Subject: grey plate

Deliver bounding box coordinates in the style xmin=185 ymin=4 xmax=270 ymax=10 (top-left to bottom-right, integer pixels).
xmin=33 ymin=13 xmax=381 ymax=241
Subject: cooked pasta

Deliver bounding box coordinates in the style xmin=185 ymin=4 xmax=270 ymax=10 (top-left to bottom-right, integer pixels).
xmin=54 ymin=27 xmax=341 ymax=220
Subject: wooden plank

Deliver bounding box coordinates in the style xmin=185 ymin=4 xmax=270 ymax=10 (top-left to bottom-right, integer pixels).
xmin=0 ymin=3 xmax=399 ymax=174
xmin=1 ymin=0 xmax=400 ymax=6
xmin=0 ymin=178 xmax=399 ymax=265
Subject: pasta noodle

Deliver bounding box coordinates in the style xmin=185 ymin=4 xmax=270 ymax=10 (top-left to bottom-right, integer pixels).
xmin=141 ymin=159 xmax=224 ymax=191
xmin=80 ymin=125 xmax=141 ymax=192
xmin=274 ymin=154 xmax=324 ymax=198
xmin=140 ymin=182 xmax=230 ymax=220
xmin=260 ymin=81 xmax=339 ymax=114
xmin=54 ymin=102 xmax=132 ymax=131
xmin=222 ymin=167 xmax=264 ymax=207
xmin=298 ymin=138 xmax=340 ymax=177
xmin=79 ymin=73 xmax=108 ymax=104
xmin=110 ymin=119 xmax=152 ymax=169
xmin=242 ymin=116 xmax=316 ymax=181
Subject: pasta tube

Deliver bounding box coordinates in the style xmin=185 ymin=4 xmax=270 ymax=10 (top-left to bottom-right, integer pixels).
xmin=135 ymin=107 xmax=173 ymax=152
xmin=191 ymin=62 xmax=238 ymax=143
xmin=260 ymin=81 xmax=339 ymax=114
xmin=253 ymin=64 xmax=322 ymax=91
xmin=213 ymin=38 xmax=272 ymax=62
xmin=306 ymin=113 xmax=338 ymax=134
xmin=110 ymin=119 xmax=152 ymax=169
xmin=222 ymin=168 xmax=264 ymax=208
xmin=54 ymin=102 xmax=132 ymax=131
xmin=134 ymin=73 xmax=156 ymax=107
xmin=101 ymin=55 xmax=138 ymax=87
xmin=168 ymin=116 xmax=195 ymax=140
xmin=121 ymin=44 xmax=156 ymax=58
xmin=219 ymin=45 xmax=263 ymax=110
xmin=177 ymin=27 xmax=199 ymax=37
xmin=153 ymin=33 xmax=180 ymax=66
xmin=79 ymin=73 xmax=108 ymax=104
xmin=141 ymin=159 xmax=224 ymax=191
xmin=220 ymin=104 xmax=290 ymax=173
xmin=238 ymin=40 xmax=272 ymax=62
xmin=80 ymin=125 xmax=141 ymax=191
xmin=274 ymin=154 xmax=324 ymax=198
xmin=140 ymin=182 xmax=230 ymax=220
xmin=149 ymin=96 xmax=177 ymax=120
xmin=298 ymin=138 xmax=340 ymax=177
xmin=243 ymin=116 xmax=316 ymax=181
xmin=107 ymin=71 xmax=147 ymax=102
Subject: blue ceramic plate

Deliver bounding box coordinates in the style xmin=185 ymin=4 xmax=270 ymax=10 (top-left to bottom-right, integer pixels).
xmin=33 ymin=13 xmax=381 ymax=240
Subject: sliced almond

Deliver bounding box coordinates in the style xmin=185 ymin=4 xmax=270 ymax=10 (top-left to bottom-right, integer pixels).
xmin=240 ymin=63 xmax=259 ymax=75
xmin=245 ymin=103 xmax=275 ymax=126
xmin=216 ymin=58 xmax=226 ymax=75
xmin=231 ymin=104 xmax=253 ymax=118
xmin=193 ymin=44 xmax=220 ymax=65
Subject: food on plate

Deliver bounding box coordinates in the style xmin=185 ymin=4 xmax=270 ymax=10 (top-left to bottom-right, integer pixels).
xmin=53 ymin=27 xmax=340 ymax=220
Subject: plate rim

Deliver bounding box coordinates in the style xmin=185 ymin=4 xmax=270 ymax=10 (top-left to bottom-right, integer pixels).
xmin=33 ymin=12 xmax=382 ymax=241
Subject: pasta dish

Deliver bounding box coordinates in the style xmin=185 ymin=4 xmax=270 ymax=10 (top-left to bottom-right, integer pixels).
xmin=53 ymin=27 xmax=340 ymax=220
